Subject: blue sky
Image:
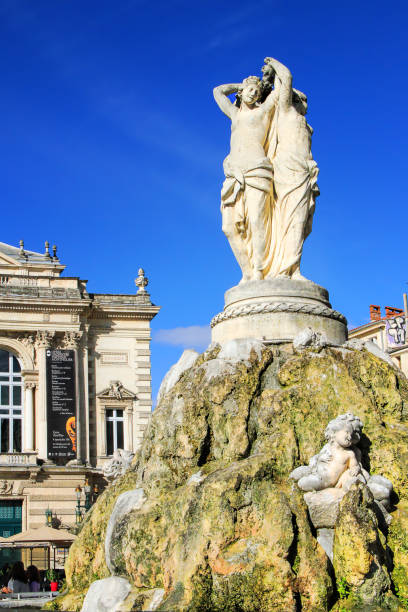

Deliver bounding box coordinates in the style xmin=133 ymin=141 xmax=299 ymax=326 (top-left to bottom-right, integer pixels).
xmin=1 ymin=0 xmax=407 ymax=401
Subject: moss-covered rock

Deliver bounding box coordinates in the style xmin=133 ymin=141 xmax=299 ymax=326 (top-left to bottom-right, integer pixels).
xmin=333 ymin=483 xmax=392 ymax=607
xmin=59 ymin=343 xmax=408 ymax=611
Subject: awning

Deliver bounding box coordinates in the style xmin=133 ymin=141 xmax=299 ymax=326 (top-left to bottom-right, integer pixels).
xmin=0 ymin=526 xmax=75 ymax=548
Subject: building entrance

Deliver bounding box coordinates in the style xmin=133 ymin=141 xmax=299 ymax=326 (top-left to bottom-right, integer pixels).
xmin=0 ymin=500 xmax=22 ymax=567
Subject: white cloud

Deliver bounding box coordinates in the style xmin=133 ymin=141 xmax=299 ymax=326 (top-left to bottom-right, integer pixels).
xmin=154 ymin=325 xmax=211 ymax=350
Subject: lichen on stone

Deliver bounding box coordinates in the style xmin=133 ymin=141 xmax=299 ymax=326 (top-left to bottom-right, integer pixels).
xmin=58 ymin=340 xmax=408 ymax=611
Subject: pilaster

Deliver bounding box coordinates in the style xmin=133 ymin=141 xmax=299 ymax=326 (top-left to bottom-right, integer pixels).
xmin=35 ymin=330 xmax=55 ymax=460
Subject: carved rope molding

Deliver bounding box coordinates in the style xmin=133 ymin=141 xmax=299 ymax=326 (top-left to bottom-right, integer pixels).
xmin=211 ymin=301 xmax=347 ymax=328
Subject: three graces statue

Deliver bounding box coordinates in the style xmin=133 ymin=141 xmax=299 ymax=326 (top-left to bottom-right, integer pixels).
xmin=214 ymin=57 xmax=319 ymax=283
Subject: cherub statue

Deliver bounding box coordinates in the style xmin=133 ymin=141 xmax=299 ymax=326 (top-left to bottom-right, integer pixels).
xmin=290 ymin=413 xmax=392 ymax=510
xmin=291 ymin=413 xmax=366 ymax=492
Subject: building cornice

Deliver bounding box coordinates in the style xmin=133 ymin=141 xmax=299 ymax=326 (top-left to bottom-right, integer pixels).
xmin=90 ymin=306 xmax=160 ymax=321
xmin=349 ymin=320 xmax=386 ymax=334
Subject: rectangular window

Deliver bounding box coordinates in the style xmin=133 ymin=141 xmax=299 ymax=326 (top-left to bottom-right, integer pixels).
xmin=105 ymin=408 xmax=125 ymax=456
xmin=117 ymin=420 xmax=124 ymax=449
xmin=106 ymin=420 xmax=114 ymax=456
xmin=1 ymin=420 xmax=9 ymax=453
xmin=12 ymin=387 xmax=21 ymax=406
xmin=0 ymin=387 xmax=9 ymax=406
xmin=13 ymin=420 xmax=21 ymax=453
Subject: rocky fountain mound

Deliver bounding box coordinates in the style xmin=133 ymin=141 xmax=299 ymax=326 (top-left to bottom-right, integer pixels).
xmin=54 ymin=338 xmax=408 ymax=611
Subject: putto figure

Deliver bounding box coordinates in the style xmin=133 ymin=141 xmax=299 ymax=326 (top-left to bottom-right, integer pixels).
xmin=290 ymin=413 xmax=393 ymax=511
xmin=291 ymin=414 xmax=365 ymax=492
xmin=213 ymin=57 xmax=319 ymax=282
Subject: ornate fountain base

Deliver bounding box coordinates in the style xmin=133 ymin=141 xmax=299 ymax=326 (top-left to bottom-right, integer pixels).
xmin=211 ymin=277 xmax=347 ymax=345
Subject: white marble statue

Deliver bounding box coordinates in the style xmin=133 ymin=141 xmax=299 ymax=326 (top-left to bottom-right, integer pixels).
xmin=290 ymin=413 xmax=392 ymax=509
xmin=264 ymin=57 xmax=319 ymax=280
xmin=103 ymin=448 xmax=135 ymax=482
xmin=213 ymin=57 xmax=319 ymax=282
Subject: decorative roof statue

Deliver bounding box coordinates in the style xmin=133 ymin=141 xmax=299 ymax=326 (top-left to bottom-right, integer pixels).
xmin=135 ymin=268 xmax=148 ymax=294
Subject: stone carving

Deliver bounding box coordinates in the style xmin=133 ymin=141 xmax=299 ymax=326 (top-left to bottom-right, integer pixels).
xmin=35 ymin=330 xmax=55 ymax=349
xmin=135 ymin=268 xmax=148 ymax=294
xmin=211 ymin=300 xmax=346 ymax=328
xmin=213 ymin=56 xmax=319 ymax=282
xmin=293 ymin=327 xmax=329 ymax=351
xmin=291 ymin=414 xmax=366 ymax=493
xmin=103 ymin=448 xmax=135 ymax=482
xmin=17 ymin=333 xmax=35 ymax=351
xmin=62 ymin=330 xmax=83 ymax=349
xmin=97 ymin=381 xmax=136 ymax=401
xmin=264 ymin=57 xmax=319 ymax=280
xmin=0 ymin=481 xmax=13 ymax=495
xmin=290 ymin=413 xmax=393 ymax=527
xmin=110 ymin=380 xmax=123 ymax=399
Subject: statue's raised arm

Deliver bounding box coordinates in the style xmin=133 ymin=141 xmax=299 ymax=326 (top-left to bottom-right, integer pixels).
xmin=264 ymin=56 xmax=292 ymax=110
xmin=213 ymin=83 xmax=241 ymax=119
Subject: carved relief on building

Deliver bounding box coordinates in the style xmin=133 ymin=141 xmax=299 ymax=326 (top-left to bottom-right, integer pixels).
xmin=61 ymin=330 xmax=83 ymax=350
xmin=35 ymin=330 xmax=55 ymax=349
xmin=100 ymin=352 xmax=128 ymax=365
xmin=0 ymin=481 xmax=13 ymax=495
xmin=97 ymin=381 xmax=136 ymax=401
xmin=16 ymin=333 xmax=36 ymax=362
xmin=24 ymin=381 xmax=36 ymax=390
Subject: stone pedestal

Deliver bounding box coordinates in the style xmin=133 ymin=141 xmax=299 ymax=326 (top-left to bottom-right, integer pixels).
xmin=211 ymin=278 xmax=347 ymax=345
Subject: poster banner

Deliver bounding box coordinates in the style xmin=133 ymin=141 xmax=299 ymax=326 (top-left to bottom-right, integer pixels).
xmin=46 ymin=349 xmax=76 ymax=464
xmin=386 ymin=316 xmax=406 ymax=347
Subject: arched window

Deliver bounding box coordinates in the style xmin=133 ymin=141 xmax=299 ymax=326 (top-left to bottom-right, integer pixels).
xmin=0 ymin=350 xmax=22 ymax=453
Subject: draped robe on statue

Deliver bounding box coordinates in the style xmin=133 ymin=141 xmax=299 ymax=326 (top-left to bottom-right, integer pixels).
xmin=266 ymin=105 xmax=319 ymax=278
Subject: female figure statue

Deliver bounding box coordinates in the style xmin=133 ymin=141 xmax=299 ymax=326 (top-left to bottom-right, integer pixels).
xmin=213 ymin=57 xmax=319 ymax=282
xmin=213 ymin=75 xmax=278 ymax=282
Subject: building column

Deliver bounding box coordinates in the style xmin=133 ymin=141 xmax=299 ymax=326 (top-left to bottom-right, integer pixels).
xmin=23 ymin=382 xmax=36 ymax=452
xmin=83 ymin=325 xmax=90 ymax=465
xmin=35 ymin=330 xmax=55 ymax=460
xmin=124 ymin=406 xmax=133 ymax=452
xmin=99 ymin=406 xmax=107 ymax=456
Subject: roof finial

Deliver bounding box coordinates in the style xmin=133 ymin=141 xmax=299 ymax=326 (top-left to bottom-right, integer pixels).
xmin=19 ymin=240 xmax=25 ymax=256
xmin=135 ymin=268 xmax=149 ymax=294
xmin=52 ymin=244 xmax=58 ymax=261
xmin=44 ymin=241 xmax=51 ymax=259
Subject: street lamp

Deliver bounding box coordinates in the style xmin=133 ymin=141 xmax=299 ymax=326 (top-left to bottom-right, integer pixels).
xmin=45 ymin=508 xmax=52 ymax=527
xmin=93 ymin=484 xmax=99 ymax=504
xmin=75 ymin=485 xmax=83 ymax=524
xmin=75 ymin=480 xmax=98 ymax=523
xmin=84 ymin=479 xmax=92 ymax=511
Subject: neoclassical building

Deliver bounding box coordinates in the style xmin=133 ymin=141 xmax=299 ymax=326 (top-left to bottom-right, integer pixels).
xmin=0 ymin=240 xmax=159 ymax=535
xmin=349 ymin=301 xmax=408 ymax=374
